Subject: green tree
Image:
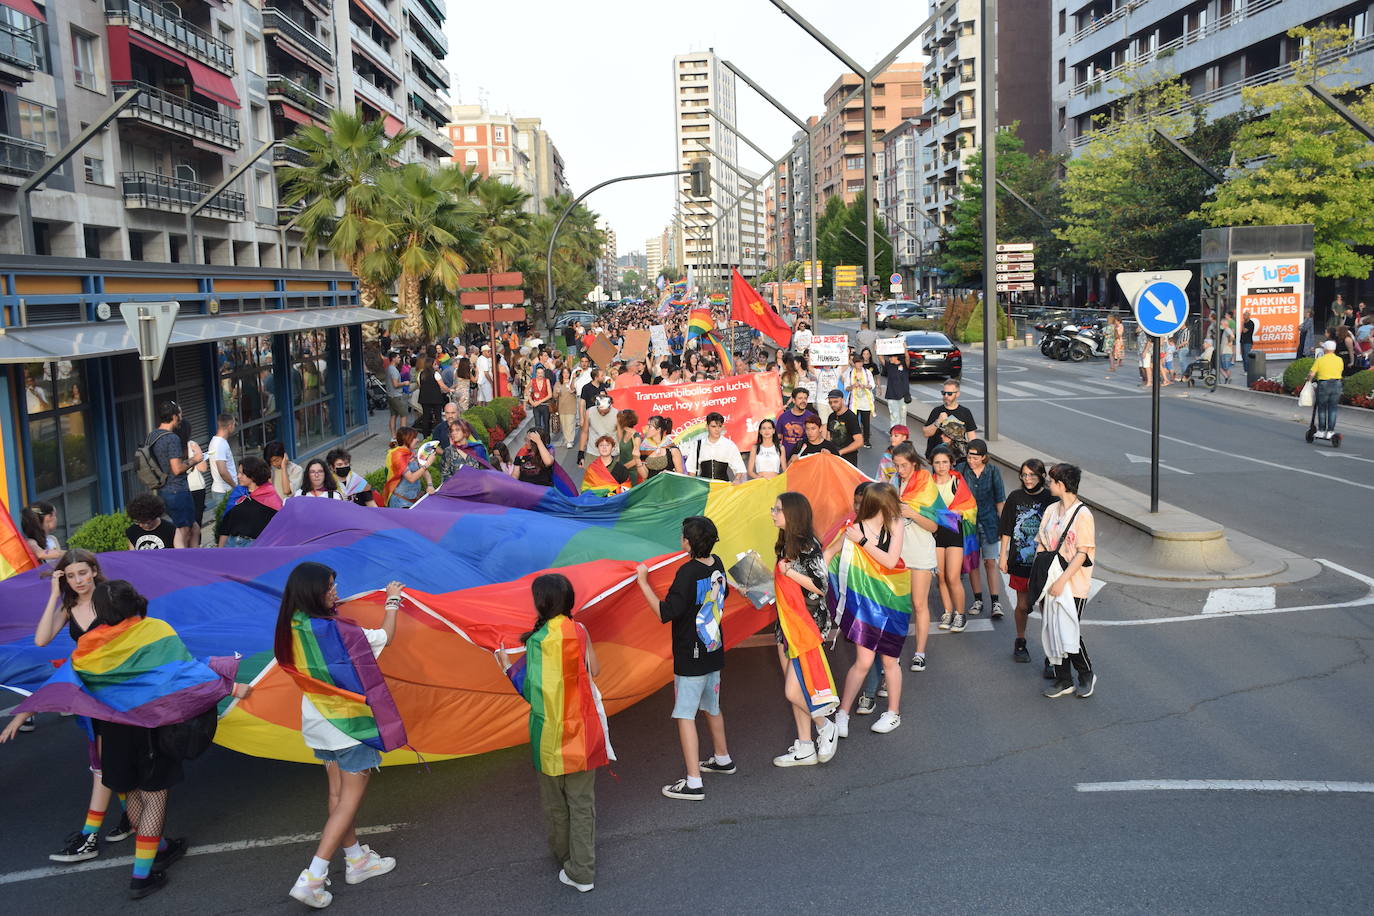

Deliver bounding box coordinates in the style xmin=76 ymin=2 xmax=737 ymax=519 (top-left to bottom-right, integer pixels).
xmin=657 ymin=266 xmax=683 ymax=283
xmin=621 ymin=269 xmax=642 ymax=294
xmin=817 ymin=197 xmax=893 ymax=296
xmin=522 ymin=193 xmax=605 ymax=327
xmin=280 ymin=110 xmax=415 ymax=310
xmin=1201 ymin=26 xmax=1374 ymax=278
xmin=1058 ymin=72 xmax=1241 ymax=279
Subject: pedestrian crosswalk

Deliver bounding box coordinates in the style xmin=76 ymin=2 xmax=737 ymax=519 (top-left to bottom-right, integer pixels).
xmin=918 ymin=370 xmax=1146 ymax=402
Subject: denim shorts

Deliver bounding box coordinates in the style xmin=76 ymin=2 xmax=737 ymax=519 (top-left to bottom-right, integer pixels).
xmin=313 ymin=743 xmax=382 ymax=773
xmin=978 ymin=538 xmax=1001 ymax=560
xmin=672 ymin=671 xmax=721 ymax=719
xmin=161 ymin=487 xmax=195 ymax=528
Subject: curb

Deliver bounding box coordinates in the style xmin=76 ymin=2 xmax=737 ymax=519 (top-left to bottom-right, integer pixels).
xmin=1188 ymin=383 xmax=1374 ymax=434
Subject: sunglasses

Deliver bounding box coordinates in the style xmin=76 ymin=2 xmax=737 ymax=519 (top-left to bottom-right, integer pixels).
xmin=942 ymin=391 xmax=957 ymax=397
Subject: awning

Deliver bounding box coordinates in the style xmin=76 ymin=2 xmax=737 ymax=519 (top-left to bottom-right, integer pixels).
xmin=128 ymin=29 xmax=189 ymax=70
xmin=270 ymin=35 xmax=329 ymax=75
xmin=276 ymin=102 xmax=316 ymax=126
xmin=350 ymin=0 xmax=398 ymax=39
xmin=0 ymin=0 xmax=44 ymax=24
xmin=186 ymin=58 xmax=240 ymax=108
xmin=382 ymin=114 xmax=404 ymax=137
xmin=0 ymin=307 xmax=395 ymax=365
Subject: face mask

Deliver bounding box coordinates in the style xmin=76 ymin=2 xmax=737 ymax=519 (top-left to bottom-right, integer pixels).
xmin=334 ymin=466 xmax=350 ymax=477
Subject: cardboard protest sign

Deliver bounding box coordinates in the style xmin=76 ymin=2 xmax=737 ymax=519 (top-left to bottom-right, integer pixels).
xmin=876 ymin=336 xmax=906 ymax=356
xmin=622 ymin=328 xmax=650 ymax=361
xmin=587 ymin=333 xmax=617 ymax=368
xmin=649 ymin=325 xmax=669 ymax=356
xmin=808 ymin=335 xmax=849 ymax=366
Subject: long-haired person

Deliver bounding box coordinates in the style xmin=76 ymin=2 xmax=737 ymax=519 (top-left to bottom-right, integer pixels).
xmin=843 ymin=350 xmax=876 ymax=448
xmin=748 ymin=418 xmax=788 ymax=479
xmin=381 ymin=426 xmax=434 ymax=508
xmin=526 ymin=363 xmax=554 ymax=440
xmin=769 ymin=492 xmax=840 ymax=768
xmin=498 ymin=573 xmax=611 ymax=893
xmin=274 ymin=562 xmax=406 ymax=907
xmin=640 ymin=415 xmax=685 ymax=478
xmin=929 ymin=446 xmax=977 ymax=633
xmin=21 ymin=500 xmax=63 ymax=562
xmin=554 ymin=367 xmax=579 ymax=449
xmin=613 ymin=409 xmax=645 ymax=484
xmin=833 ymin=482 xmax=909 ymax=737
xmin=296 ymin=459 xmax=344 ymax=499
xmin=998 ymin=459 xmax=1055 ymax=665
xmin=1036 ymin=464 xmax=1098 ymax=699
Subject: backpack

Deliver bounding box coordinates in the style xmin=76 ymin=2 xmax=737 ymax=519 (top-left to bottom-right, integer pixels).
xmin=135 ymin=430 xmax=174 ymax=490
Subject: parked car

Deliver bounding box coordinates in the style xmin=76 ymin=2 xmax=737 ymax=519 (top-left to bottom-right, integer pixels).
xmin=875 ymin=300 xmax=924 ymax=328
xmin=553 ymin=310 xmax=598 ymax=330
xmin=903 ymin=331 xmax=962 ymax=379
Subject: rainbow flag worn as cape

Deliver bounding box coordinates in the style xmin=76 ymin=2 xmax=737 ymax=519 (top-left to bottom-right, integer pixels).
xmin=381 ymin=445 xmax=413 ymax=507
xmin=15 ymin=616 xmax=238 ymax=727
xmin=899 ymin=468 xmax=979 ymax=572
xmin=829 ymin=538 xmax=912 ymax=658
xmin=580 ymin=460 xmax=628 ymax=498
xmin=281 ymin=611 xmax=407 ymax=752
xmin=505 ymin=615 xmax=612 ymax=776
xmin=704 ymin=331 xmax=735 ymax=374
xmin=687 ymin=306 xmax=714 ymax=341
xmin=0 ymin=501 xmax=38 ymax=582
xmin=774 ymin=564 xmax=839 ymax=716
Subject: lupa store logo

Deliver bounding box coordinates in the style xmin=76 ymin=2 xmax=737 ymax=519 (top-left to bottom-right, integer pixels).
xmin=1240 ymin=262 xmax=1300 ymax=286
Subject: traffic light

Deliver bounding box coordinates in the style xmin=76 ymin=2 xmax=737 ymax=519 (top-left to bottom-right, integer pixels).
xmin=689 ymin=158 xmax=709 ymax=197
xmin=1213 ymin=270 xmax=1229 ymax=299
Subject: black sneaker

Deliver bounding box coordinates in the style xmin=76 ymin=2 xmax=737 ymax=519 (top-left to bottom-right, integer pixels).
xmin=154 ymin=837 xmax=188 ymax=869
xmin=106 ymin=813 xmax=133 ymax=843
xmin=1043 ymin=680 xmax=1075 ymax=699
xmin=1075 ymin=671 xmax=1097 ymax=699
xmin=661 ymin=778 xmax=705 ymax=800
xmin=128 ymin=870 xmax=169 ymax=900
xmin=950 ymin=612 xmax=967 ymax=632
xmin=909 ymin=653 xmax=926 ymax=672
xmin=1013 ymin=641 xmax=1030 ymax=663
xmin=855 ymin=695 xmax=877 ymax=715
xmin=50 ymin=832 xmax=99 ymax=863
xmin=1042 ymin=658 xmax=1056 ymax=679
xmin=699 ymin=757 xmax=736 ymax=775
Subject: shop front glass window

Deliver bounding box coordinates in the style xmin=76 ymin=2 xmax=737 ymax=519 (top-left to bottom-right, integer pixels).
xmin=23 ymin=360 xmax=97 ymax=539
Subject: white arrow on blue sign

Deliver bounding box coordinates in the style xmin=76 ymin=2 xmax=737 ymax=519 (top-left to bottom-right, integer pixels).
xmin=1115 ymin=270 xmax=1192 ymax=337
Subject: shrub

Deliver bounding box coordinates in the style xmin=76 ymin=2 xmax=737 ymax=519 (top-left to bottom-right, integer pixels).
xmin=489 ymin=425 xmax=506 ymax=444
xmin=465 ymin=415 xmax=489 ymax=446
xmin=364 ymin=467 xmax=388 ymax=493
xmin=1343 ymin=369 xmax=1374 ymax=402
xmin=957 ymin=299 xmax=1014 ymax=343
xmin=68 ymin=512 xmax=133 ymax=553
xmin=1281 ymin=357 xmax=1314 ymax=393
xmin=941 ymin=294 xmax=978 ymax=340
xmin=884 ymin=317 xmax=940 ymax=332
xmin=1250 ymin=378 xmax=1284 ymax=394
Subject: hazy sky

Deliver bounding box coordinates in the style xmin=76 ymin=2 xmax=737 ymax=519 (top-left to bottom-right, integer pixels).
xmin=441 ymin=0 xmax=932 ymax=256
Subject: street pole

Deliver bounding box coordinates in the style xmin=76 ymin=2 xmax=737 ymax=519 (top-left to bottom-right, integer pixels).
xmin=980 ymin=0 xmax=999 ymax=441
xmin=863 ymin=73 xmax=876 ymax=326
xmin=136 ymin=306 xmax=157 ymax=432
xmin=187 ymin=139 xmax=274 ymax=265
xmin=1151 ymin=337 xmax=1161 ymax=512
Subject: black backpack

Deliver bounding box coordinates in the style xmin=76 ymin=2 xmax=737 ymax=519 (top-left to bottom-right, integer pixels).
xmin=155 ymin=706 xmax=219 ymax=760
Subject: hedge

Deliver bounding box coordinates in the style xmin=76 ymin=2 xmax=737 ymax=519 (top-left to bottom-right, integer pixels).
xmin=1344 ymin=369 xmax=1374 ymax=400
xmin=957 ymin=299 xmax=1014 ymax=343
xmin=1281 ymin=358 xmax=1315 ymax=393
xmin=69 ymin=512 xmax=133 ymax=553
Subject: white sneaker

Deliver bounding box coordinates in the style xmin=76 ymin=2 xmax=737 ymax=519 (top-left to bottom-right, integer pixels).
xmin=871 ymin=711 xmax=902 ymax=734
xmin=816 ymin=720 xmax=839 ymax=763
xmin=559 ymin=868 xmax=595 ymax=893
xmin=835 ymin=709 xmax=849 ymax=739
xmin=937 ymin=611 xmax=953 ymax=630
xmin=345 ymin=846 xmax=395 ymax=885
xmin=289 ymin=870 xmax=333 ymax=909
xmin=772 ymin=742 xmax=818 ymax=767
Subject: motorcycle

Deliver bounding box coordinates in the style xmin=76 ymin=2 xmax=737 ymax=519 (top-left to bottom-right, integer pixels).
xmin=1039 ymin=322 xmax=1074 ymax=360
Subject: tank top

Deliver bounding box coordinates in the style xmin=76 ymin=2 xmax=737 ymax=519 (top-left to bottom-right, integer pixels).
xmin=860 ymin=519 xmax=892 ymax=552
xmin=66 ymin=605 xmax=95 ymax=642
xmin=754 ymin=444 xmax=781 ymax=474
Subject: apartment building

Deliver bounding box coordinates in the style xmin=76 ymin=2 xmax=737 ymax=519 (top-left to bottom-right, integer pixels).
xmin=672 ymin=50 xmax=741 ymax=290
xmin=920 ymin=0 xmax=1050 ymax=231
xmin=514 ymin=115 xmax=569 ymax=214
xmin=739 ymin=166 xmax=767 ymax=277
xmin=813 ymin=62 xmax=924 ymax=211
xmin=446 ymin=104 xmax=570 ymax=214
xmin=598 ymin=221 xmax=617 ymax=296
xmin=0 ymin=0 xmax=451 ymax=265
xmin=1053 ymin=0 xmax=1374 ymax=154
xmin=880 ymin=117 xmax=940 ymax=297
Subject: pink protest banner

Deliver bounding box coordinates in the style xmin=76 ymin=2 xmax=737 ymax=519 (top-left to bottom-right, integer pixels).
xmin=606 ymin=370 xmax=782 ymax=446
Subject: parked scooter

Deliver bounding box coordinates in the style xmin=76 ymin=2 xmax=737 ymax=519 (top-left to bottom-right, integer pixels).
xmin=1064 ymin=324 xmax=1108 ymax=362
xmin=1039 ymin=321 xmax=1070 ymax=359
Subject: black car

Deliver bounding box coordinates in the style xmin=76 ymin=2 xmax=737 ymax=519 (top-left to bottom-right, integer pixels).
xmin=904 ymin=331 xmax=962 ymax=379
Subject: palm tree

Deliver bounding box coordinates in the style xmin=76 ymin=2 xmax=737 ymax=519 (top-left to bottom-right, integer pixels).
xmin=359 ymin=164 xmax=477 ymax=339
xmin=279 ymin=110 xmax=415 ymax=309
xmin=470 ymin=177 xmax=532 ymax=274
xmin=522 ymin=192 xmax=604 ymax=329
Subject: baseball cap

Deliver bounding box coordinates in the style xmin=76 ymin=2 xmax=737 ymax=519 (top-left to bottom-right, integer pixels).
xmin=966 ymin=439 xmax=988 ymax=456
xmin=890 ymin=424 xmax=909 ymax=437
xmin=1323 ymin=340 xmax=1336 ymax=351
xmin=827 ymin=388 xmax=845 ymax=399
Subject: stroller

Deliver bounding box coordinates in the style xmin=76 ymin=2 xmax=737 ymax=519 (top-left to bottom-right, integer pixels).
xmin=365 ymin=372 xmax=390 ymax=412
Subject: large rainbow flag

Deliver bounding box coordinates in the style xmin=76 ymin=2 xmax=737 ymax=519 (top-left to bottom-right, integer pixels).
xmin=579 ymin=459 xmax=630 ymax=498
xmin=774 ymin=563 xmax=839 ymax=716
xmin=380 ymin=445 xmax=413 ymax=507
xmin=506 ymin=614 xmax=611 ymax=776
xmin=687 ymin=306 xmax=714 ymax=341
xmin=829 ymin=538 xmax=912 ymax=658
xmin=0 ymin=501 xmax=38 ymax=582
xmin=898 ymin=467 xmax=980 ymax=572
xmin=0 ymin=455 xmax=864 ymax=765
xmin=703 ymin=331 xmax=735 ymax=374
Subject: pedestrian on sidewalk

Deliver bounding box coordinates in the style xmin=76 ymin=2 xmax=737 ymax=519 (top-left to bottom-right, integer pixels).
xmin=956 ymin=440 xmax=1006 ymax=619
xmin=635 ymin=517 xmax=734 ymax=802
xmin=892 ymin=442 xmax=938 ymax=675
xmin=1034 ymin=464 xmax=1098 ymax=699
xmin=276 ymin=564 xmax=404 ymax=908
xmin=882 ymin=351 xmax=911 ymax=428
xmin=998 ymin=459 xmax=1055 ymax=664
xmin=498 ymin=573 xmax=611 ymax=893
xmin=929 ymin=447 xmax=976 ymax=633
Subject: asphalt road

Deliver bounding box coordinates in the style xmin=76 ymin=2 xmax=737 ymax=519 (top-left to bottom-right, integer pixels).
xmin=3 ymin=333 xmax=1372 ymax=914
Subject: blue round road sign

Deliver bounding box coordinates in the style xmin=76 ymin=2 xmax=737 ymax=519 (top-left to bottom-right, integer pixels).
xmin=1133 ymin=280 xmax=1188 ymax=337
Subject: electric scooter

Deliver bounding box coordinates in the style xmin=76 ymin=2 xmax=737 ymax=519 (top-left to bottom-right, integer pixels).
xmin=1304 ymin=399 xmax=1343 ymax=448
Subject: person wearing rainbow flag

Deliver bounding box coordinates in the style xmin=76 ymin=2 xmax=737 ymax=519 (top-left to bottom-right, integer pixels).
xmin=274 ymin=563 xmax=407 ymax=908
xmin=498 ymin=573 xmax=611 ymax=893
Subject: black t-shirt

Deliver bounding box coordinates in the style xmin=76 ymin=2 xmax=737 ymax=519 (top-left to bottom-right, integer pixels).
xmin=923 ymin=403 xmax=978 ymax=458
xmin=126 ymin=520 xmax=176 ymax=550
xmin=515 ymin=446 xmax=554 ymax=486
xmin=218 ymin=497 xmax=277 ymax=541
xmin=580 ymin=380 xmax=606 ymax=409
xmin=997 ymin=488 xmax=1056 ymax=577
xmin=660 ymin=555 xmax=729 ymax=676
xmin=827 ymin=409 xmax=862 ymax=465
xmin=1241 ymin=319 xmax=1256 ymax=346
xmin=794 ymin=438 xmax=838 ymax=459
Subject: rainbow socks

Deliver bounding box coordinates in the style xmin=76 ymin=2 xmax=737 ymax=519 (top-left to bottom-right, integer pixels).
xmin=82 ymin=808 xmax=105 ymax=836
xmin=132 ymin=836 xmax=159 ymax=879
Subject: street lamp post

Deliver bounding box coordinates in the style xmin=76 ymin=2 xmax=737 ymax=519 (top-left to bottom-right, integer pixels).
xmin=980 ymin=0 xmax=1000 ymax=440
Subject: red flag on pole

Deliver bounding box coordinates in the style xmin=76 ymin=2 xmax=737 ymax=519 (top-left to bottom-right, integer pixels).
xmin=729 ymin=268 xmax=793 ymax=347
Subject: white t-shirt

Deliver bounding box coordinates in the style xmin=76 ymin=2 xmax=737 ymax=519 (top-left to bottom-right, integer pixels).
xmin=186 ymin=440 xmax=206 ymax=492
xmin=208 ymin=435 xmax=236 ymax=493
xmin=476 ymin=355 xmax=493 ymax=388
xmin=300 ymin=626 xmax=387 ymax=751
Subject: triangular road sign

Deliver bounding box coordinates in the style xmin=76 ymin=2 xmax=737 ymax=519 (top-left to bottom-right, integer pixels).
xmin=120 ymin=301 xmax=180 ymax=380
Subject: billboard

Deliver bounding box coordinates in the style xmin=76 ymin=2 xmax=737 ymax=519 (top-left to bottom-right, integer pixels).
xmin=1235 ymin=259 xmax=1304 ymax=359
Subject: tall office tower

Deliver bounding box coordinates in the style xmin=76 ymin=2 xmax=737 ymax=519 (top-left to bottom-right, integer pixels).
xmin=672 ymin=49 xmax=740 ymax=290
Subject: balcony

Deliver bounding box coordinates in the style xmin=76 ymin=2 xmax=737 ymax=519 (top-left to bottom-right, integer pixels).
xmin=353 ymin=75 xmax=401 ymax=117
xmin=0 ymin=20 xmax=37 ymax=74
xmin=113 ymin=80 xmax=241 ymax=149
xmin=106 ymin=0 xmax=235 ymax=74
xmin=349 ymin=22 xmax=398 ymax=77
xmin=121 ymin=171 xmax=246 ymax=219
xmin=355 ymin=0 xmax=400 ymax=34
xmin=262 ymin=8 xmax=334 ymax=68
xmin=272 ymin=141 xmax=309 ymax=166
xmin=277 ymin=200 xmax=305 ymax=225
xmin=266 ymin=73 xmax=330 ymax=117
xmin=0 ymin=133 xmax=45 ymax=182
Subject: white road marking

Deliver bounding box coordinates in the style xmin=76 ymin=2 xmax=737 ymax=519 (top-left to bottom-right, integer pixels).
xmin=0 ymin=823 xmax=409 ymax=886
xmin=1076 ymin=780 xmax=1374 ymax=794
xmin=1010 ymin=379 xmax=1078 ymax=397
xmin=994 ymin=383 xmax=1039 ymax=398
xmin=1124 ymin=453 xmax=1194 ymax=474
xmin=1203 ymin=587 xmax=1276 ymax=614
xmin=1315 ymin=451 xmax=1374 ymax=464
xmin=1039 ymin=401 xmax=1374 ymax=492
xmin=928 ymin=618 xmax=994 ymax=634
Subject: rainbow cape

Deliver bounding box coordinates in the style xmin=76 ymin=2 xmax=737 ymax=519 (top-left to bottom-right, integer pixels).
xmin=381 ymin=445 xmax=414 ymax=507
xmin=687 ymin=306 xmax=713 ymax=341
xmin=15 ymin=616 xmax=237 ymax=727
xmin=829 ymin=538 xmax=912 ymax=658
xmin=0 ymin=502 xmax=38 ymax=582
xmin=704 ymin=331 xmax=735 ymax=374
xmin=899 ymin=468 xmax=980 ymax=572
xmin=774 ymin=564 xmax=838 ymax=716
xmin=505 ymin=615 xmax=611 ymax=776
xmin=281 ymin=611 xmax=406 ymax=752
xmin=579 ymin=459 xmax=628 ymax=498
